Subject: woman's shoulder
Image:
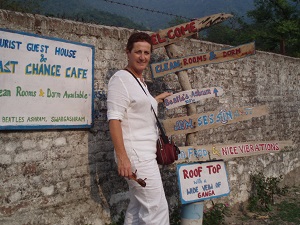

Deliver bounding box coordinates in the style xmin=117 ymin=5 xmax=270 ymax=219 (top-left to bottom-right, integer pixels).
xmin=108 ymin=70 xmax=132 ymax=86
xmin=112 ymin=69 xmax=131 ymax=78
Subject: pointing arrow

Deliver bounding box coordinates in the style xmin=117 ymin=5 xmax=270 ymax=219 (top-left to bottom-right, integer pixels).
xmin=213 ymin=88 xmax=219 ymax=97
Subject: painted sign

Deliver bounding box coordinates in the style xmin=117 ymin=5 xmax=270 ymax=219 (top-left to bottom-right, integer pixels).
xmin=152 ymin=13 xmax=233 ymax=49
xmin=164 ymin=87 xmax=224 ymax=109
xmin=0 ymin=28 xmax=94 ymax=130
xmin=150 ymin=42 xmax=255 ymax=78
xmin=177 ymin=160 xmax=230 ymax=204
xmin=162 ymin=105 xmax=268 ymax=136
xmin=176 ymin=140 xmax=293 ymax=162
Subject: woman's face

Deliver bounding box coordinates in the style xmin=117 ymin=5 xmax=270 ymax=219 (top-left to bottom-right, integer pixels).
xmin=126 ymin=41 xmax=151 ymax=75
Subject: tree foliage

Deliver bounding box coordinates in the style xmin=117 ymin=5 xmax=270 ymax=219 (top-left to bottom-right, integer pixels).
xmin=0 ymin=0 xmax=147 ymax=30
xmin=167 ymin=17 xmax=189 ymax=28
xmin=0 ymin=0 xmax=43 ymax=13
xmin=61 ymin=9 xmax=148 ymax=30
xmin=247 ymin=0 xmax=300 ymax=56
xmin=204 ymin=0 xmax=300 ymax=57
xmin=201 ymin=16 xmax=252 ymax=46
xmin=1 ymin=0 xmax=299 ymax=57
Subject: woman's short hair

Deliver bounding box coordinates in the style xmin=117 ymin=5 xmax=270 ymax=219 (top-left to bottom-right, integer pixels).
xmin=126 ymin=32 xmax=153 ymax=52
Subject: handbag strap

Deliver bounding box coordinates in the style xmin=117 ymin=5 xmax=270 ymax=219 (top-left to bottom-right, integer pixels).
xmin=124 ymin=69 xmax=169 ymax=143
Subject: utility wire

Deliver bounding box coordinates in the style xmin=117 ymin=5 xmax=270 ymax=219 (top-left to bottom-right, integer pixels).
xmin=102 ymin=0 xmax=191 ymax=20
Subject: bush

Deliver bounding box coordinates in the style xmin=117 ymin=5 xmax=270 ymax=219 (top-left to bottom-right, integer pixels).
xmin=203 ymin=202 xmax=230 ymax=225
xmin=248 ymin=172 xmax=288 ymax=212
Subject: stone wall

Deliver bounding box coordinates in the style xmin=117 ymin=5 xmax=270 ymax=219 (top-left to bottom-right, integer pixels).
xmin=0 ymin=9 xmax=299 ymax=224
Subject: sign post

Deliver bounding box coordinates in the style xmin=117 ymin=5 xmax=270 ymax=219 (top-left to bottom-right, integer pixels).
xmin=152 ymin=13 xmax=233 ymax=225
xmin=150 ymin=13 xmax=242 ymax=225
xmin=150 ymin=12 xmax=292 ymax=225
xmin=181 ymin=202 xmax=204 ymax=225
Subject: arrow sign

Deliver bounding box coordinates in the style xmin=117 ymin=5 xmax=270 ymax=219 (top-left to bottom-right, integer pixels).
xmin=164 ymin=87 xmax=224 ymax=109
xmin=176 ymin=140 xmax=293 ymax=162
xmin=213 ymin=88 xmax=219 ymax=97
xmin=151 ymin=13 xmax=233 ymax=50
xmin=150 ymin=42 xmax=255 ymax=78
xmin=162 ymin=105 xmax=268 ymax=136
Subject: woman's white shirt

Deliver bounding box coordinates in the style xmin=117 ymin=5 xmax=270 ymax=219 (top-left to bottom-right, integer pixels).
xmin=107 ymin=70 xmax=158 ymax=161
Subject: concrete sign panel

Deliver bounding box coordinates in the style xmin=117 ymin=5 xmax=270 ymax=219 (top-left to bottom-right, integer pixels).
xmin=150 ymin=42 xmax=255 ymax=78
xmin=0 ymin=29 xmax=94 ymax=130
xmin=177 ymin=160 xmax=230 ymax=204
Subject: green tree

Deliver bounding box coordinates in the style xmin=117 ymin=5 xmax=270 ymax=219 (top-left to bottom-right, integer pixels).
xmin=0 ymin=0 xmax=147 ymax=31
xmin=201 ymin=16 xmax=252 ymax=46
xmin=0 ymin=0 xmax=43 ymax=13
xmin=247 ymin=0 xmax=300 ymax=56
xmin=167 ymin=17 xmax=188 ymax=28
xmin=203 ymin=1 xmax=300 ymax=57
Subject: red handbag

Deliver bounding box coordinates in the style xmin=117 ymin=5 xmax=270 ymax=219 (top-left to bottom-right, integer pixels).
xmin=156 ymin=134 xmax=180 ymax=165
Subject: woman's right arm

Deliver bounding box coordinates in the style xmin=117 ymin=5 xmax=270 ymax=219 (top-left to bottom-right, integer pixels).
xmin=109 ymin=119 xmax=132 ymax=178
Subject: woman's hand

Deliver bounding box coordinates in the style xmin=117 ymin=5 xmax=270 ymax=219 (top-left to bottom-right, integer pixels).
xmin=155 ymin=92 xmax=173 ymax=103
xmin=117 ymin=154 xmax=132 ymax=178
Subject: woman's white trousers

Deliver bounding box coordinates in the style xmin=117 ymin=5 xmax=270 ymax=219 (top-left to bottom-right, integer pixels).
xmin=124 ymin=157 xmax=170 ymax=225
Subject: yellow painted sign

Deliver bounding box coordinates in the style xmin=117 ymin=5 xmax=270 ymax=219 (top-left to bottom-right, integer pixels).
xmin=162 ymin=105 xmax=268 ymax=136
xmin=151 ymin=13 xmax=233 ymax=49
xmin=176 ymin=140 xmax=293 ymax=162
xmin=150 ymin=42 xmax=255 ymax=78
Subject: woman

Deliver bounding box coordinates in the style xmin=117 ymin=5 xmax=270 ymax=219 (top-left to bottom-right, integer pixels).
xmin=107 ymin=32 xmax=171 ymax=225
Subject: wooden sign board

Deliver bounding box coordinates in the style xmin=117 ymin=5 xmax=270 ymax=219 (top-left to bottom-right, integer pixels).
xmin=163 ymin=105 xmax=268 ymax=136
xmin=164 ymin=87 xmax=224 ymax=109
xmin=152 ymin=13 xmax=233 ymax=49
xmin=177 ymin=160 xmax=230 ymax=204
xmin=176 ymin=140 xmax=293 ymax=162
xmin=150 ymin=42 xmax=255 ymax=78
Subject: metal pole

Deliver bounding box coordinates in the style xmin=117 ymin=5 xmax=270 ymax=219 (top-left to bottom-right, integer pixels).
xmin=181 ymin=202 xmax=204 ymax=225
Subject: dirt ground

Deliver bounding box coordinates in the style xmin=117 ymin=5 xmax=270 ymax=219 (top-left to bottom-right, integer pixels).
xmin=224 ymin=186 xmax=300 ymax=225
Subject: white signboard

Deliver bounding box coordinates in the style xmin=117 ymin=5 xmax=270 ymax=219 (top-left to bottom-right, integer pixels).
xmin=177 ymin=161 xmax=230 ymax=204
xmin=0 ymin=29 xmax=94 ymax=130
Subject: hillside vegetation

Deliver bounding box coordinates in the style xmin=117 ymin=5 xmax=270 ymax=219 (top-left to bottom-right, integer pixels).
xmin=1 ymin=0 xmax=299 ymax=57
